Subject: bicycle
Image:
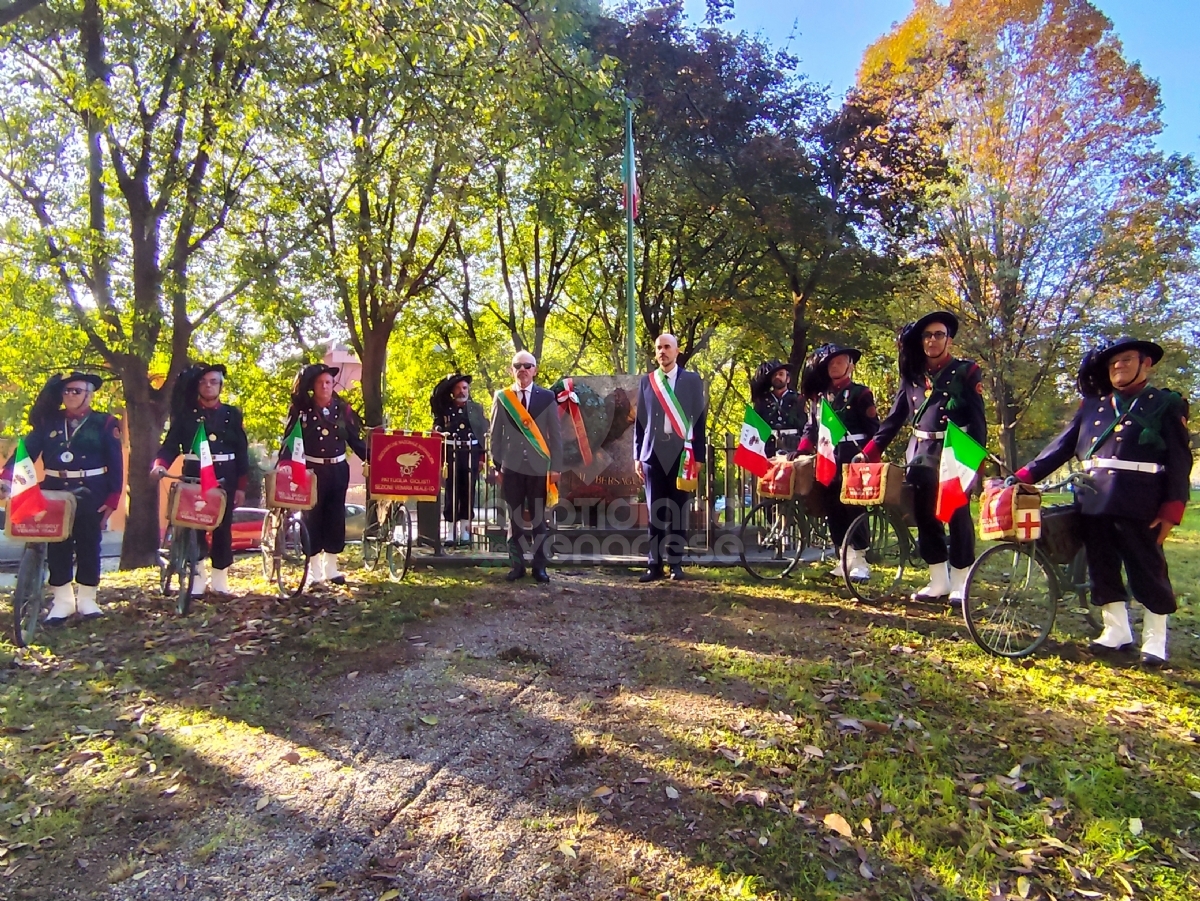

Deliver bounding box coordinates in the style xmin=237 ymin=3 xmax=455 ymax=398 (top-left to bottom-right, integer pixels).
xmin=361 ymin=498 xmax=413 ymax=580
xmin=260 ymin=507 xmax=311 ymax=598
xmin=963 ymin=474 xmax=1100 ymax=658
xmin=838 ymin=469 xmax=921 ymax=604
xmin=7 ymin=488 xmax=87 ymax=646
xmin=159 ymin=474 xmax=228 ymax=615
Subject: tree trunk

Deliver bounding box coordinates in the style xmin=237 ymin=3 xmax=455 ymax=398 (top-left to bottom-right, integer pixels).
xmin=119 ymin=366 xmax=168 ymax=569
xmin=997 ymin=376 xmax=1020 ymax=471
xmin=788 ymin=287 xmax=808 ymax=376
xmin=359 ymin=321 xmax=392 ymax=428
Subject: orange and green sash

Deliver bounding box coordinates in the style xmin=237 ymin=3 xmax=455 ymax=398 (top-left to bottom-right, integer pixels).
xmin=649 ymin=368 xmax=699 ymax=491
xmin=498 ymin=388 xmax=559 ymax=505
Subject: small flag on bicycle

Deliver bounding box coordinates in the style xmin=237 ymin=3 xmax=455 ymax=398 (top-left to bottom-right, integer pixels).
xmin=936 ymin=422 xmax=986 ymax=523
xmin=816 ymin=399 xmax=847 ymax=486
xmin=191 ymin=425 xmax=218 ymax=494
xmin=278 ymin=419 xmax=309 ymax=491
xmin=734 ymin=405 xmax=772 ymax=477
xmin=7 ymin=438 xmax=47 ymax=524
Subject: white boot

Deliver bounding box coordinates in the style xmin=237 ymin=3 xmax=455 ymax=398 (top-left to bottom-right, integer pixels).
xmin=46 ymin=583 xmax=76 ymax=622
xmin=829 ymin=549 xmax=849 ymax=578
xmin=76 ymin=584 xmax=102 ymax=619
xmin=1090 ymin=602 xmax=1134 ymax=652
xmin=458 ymin=521 xmax=471 ymax=544
xmin=324 ymin=552 xmax=345 ymax=585
xmin=308 ymin=551 xmax=326 ymax=584
xmin=913 ymin=562 xmax=951 ymax=600
xmin=190 ymin=559 xmax=209 ymax=597
xmin=948 ymin=566 xmax=971 ymax=607
xmin=1140 ymin=612 xmax=1169 ymax=666
xmin=209 ymin=567 xmax=231 ymax=596
xmin=847 ymin=547 xmax=871 ymax=581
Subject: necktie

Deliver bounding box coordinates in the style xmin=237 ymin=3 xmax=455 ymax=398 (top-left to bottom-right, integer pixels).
xmin=521 ymin=390 xmax=527 ymax=408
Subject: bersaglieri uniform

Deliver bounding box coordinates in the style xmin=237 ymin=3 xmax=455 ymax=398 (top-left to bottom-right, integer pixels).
xmin=6 ymin=409 xmax=123 ymax=590
xmin=1015 ymin=337 xmax=1191 ymax=665
xmin=154 ymin=402 xmax=249 ymax=571
xmin=284 ymin=397 xmax=367 ymax=557
xmin=754 ymin=389 xmax=805 ymax=457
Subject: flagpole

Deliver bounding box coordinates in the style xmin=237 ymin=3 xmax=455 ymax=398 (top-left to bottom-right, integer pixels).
xmin=624 ymin=97 xmax=636 ymax=374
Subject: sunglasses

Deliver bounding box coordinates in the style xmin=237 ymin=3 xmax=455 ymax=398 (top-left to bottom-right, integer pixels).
xmin=62 ymin=387 xmax=91 ymax=396
xmin=512 ymin=362 xmax=535 ymax=370
xmin=922 ymin=331 xmax=949 ymax=341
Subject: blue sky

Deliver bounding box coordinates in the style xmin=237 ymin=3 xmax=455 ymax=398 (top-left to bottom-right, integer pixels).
xmin=683 ymin=0 xmax=1198 ymax=158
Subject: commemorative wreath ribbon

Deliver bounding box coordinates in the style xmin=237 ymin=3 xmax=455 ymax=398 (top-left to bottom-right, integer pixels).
xmin=554 ymin=377 xmax=594 ymax=468
xmin=649 ymin=369 xmax=699 ymax=491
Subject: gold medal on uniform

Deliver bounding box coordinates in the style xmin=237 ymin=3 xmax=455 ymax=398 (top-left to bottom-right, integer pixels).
xmin=322 ymin=428 xmax=330 ymax=436
xmin=1114 ymin=425 xmax=1123 ymax=432
xmin=209 ymin=433 xmax=217 ymax=441
xmin=61 ymin=451 xmax=74 ymax=463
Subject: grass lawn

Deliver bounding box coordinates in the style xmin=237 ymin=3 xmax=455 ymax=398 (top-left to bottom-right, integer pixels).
xmin=0 ymin=498 xmax=1197 ymax=900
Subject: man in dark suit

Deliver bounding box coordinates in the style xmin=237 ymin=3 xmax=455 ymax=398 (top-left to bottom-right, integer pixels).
xmin=635 ymin=334 xmax=708 ymax=582
xmin=490 ymin=350 xmax=563 ymax=583
xmin=1015 ymin=337 xmax=1191 ymax=666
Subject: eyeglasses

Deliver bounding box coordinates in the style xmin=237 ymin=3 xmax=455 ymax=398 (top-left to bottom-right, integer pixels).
xmin=512 ymin=362 xmax=535 ymax=370
xmin=922 ymin=331 xmax=949 ymax=341
xmin=62 ymin=387 xmax=90 ymax=396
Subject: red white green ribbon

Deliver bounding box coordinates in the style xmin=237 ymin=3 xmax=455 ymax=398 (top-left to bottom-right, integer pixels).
xmin=555 ymin=378 xmax=593 ymax=467
xmin=649 ymin=368 xmax=698 ymax=490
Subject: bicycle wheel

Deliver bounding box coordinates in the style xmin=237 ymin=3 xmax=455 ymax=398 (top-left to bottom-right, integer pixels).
xmin=386 ymin=503 xmax=413 ymax=581
xmin=963 ymin=543 xmax=1058 ymax=658
xmin=841 ymin=509 xmax=911 ymax=604
xmin=176 ymin=529 xmax=198 ymax=616
xmin=738 ymin=501 xmax=804 ymax=580
xmin=361 ymin=501 xmax=386 ymax=572
xmin=260 ymin=510 xmax=280 ymax=581
xmin=13 ymin=543 xmax=49 ymax=648
xmin=1062 ymin=548 xmax=1100 ymax=633
xmin=275 ymin=515 xmax=310 ymax=597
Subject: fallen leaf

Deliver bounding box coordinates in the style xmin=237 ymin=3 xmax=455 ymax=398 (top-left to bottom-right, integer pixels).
xmin=859 ymin=860 xmax=874 ymax=879
xmin=315 ymin=881 xmax=338 ymax=892
xmin=347 ymin=671 xmax=359 ymax=680
xmin=256 ymin=796 xmax=271 ymax=811
xmin=734 ymin=789 xmax=769 ymax=808
xmin=591 ymin=786 xmax=613 ymax=799
xmin=281 ymin=751 xmax=301 ymax=765
xmin=558 ymin=841 xmax=577 ymax=859
xmin=1017 ymin=875 xmax=1031 ymax=898
xmin=861 ymin=818 xmax=873 ymax=835
xmin=803 ymin=745 xmax=824 ymax=758
xmin=419 ymin=715 xmax=439 ymax=726
xmin=824 ymin=812 xmax=853 ymax=837
xmin=379 ymin=891 xmax=401 ymax=901
xmin=1128 ymin=817 xmax=1143 ymax=836
xmin=665 ymin=786 xmax=680 ymax=800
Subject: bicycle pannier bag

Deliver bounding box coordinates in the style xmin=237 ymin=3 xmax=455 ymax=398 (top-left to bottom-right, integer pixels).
xmin=790 ymin=455 xmax=816 ymax=497
xmin=265 ymin=468 xmax=318 ymax=511
xmin=1040 ymin=504 xmax=1083 ymax=566
xmin=167 ymin=481 xmax=228 ymax=532
xmin=4 ymin=490 xmax=77 ymax=542
xmin=979 ymin=480 xmax=1042 ymax=541
xmin=841 ymin=462 xmax=905 ymax=507
xmin=758 ymin=456 xmax=796 ymax=500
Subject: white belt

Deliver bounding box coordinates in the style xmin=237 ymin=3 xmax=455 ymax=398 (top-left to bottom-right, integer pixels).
xmin=44 ymin=467 xmax=107 ymax=478
xmin=184 ymin=453 xmax=235 ymax=462
xmin=308 ymin=454 xmax=347 ymax=465
xmin=1083 ymin=458 xmax=1163 ymax=475
xmin=914 ymin=429 xmax=946 ymax=440
xmin=841 ymin=433 xmax=867 ymax=443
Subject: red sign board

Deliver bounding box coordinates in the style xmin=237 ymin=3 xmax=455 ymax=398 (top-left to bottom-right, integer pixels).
xmin=5 ymin=490 xmax=77 ymax=542
xmin=167 ymin=483 xmax=228 ymax=532
xmin=368 ymin=430 xmax=442 ymax=501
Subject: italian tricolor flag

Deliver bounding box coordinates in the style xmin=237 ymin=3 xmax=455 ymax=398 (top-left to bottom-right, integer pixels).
xmin=8 ymin=438 xmax=47 ymax=524
xmin=734 ymin=405 xmax=772 ymax=477
xmin=192 ymin=425 xmax=219 ymax=494
xmin=936 ymin=422 xmax=987 ymax=523
xmin=278 ymin=420 xmax=309 ymax=491
xmin=816 ymin=399 xmax=847 ymax=486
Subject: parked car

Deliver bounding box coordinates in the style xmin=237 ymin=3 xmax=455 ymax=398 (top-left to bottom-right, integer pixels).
xmin=227 ymin=504 xmax=367 ymax=552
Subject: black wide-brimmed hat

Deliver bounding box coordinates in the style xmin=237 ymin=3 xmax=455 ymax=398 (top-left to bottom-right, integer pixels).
xmin=430 ymin=373 xmax=473 ymax=416
xmin=1077 ymin=337 xmax=1164 ymax=397
xmin=196 ymin=363 xmax=228 ymax=379
xmin=800 ymin=343 xmax=863 ymax=398
xmin=291 ymin=363 xmax=341 ymax=404
xmin=898 ymin=311 xmax=958 ymax=381
xmin=750 ymin=359 xmax=792 ymax=398
xmin=61 ymin=371 xmax=104 ymax=390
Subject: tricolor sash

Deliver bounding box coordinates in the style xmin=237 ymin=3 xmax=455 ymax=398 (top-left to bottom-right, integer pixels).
xmin=498 ymin=388 xmax=559 ymax=506
xmin=649 ymin=368 xmax=699 ymax=491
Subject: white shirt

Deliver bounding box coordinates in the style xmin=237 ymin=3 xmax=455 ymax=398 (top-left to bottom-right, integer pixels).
xmin=659 ymin=364 xmax=678 ymax=434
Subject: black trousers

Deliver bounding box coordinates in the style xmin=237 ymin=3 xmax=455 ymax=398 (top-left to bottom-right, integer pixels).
xmin=304 ymin=461 xmax=350 ymax=555
xmin=49 ymin=504 xmax=102 ymax=587
xmin=905 ymin=464 xmax=975 ymax=569
xmin=443 ymin=463 xmax=477 ymax=522
xmin=502 ymin=470 xmax=549 ymax=567
xmin=200 ymin=500 xmax=235 ymax=570
xmin=1079 ymin=515 xmax=1176 ymax=614
xmin=645 ymin=451 xmax=691 ymax=567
